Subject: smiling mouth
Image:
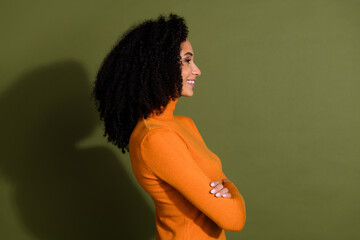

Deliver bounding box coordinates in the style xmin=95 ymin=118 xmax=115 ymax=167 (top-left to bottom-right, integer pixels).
xmin=186 ymin=80 xmax=195 ymax=88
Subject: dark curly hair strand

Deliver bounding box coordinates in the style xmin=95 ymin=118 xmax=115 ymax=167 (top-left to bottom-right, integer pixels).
xmin=92 ymin=13 xmax=189 ymax=153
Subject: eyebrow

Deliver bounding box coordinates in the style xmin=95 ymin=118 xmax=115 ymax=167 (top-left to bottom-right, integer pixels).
xmin=184 ymin=52 xmax=193 ymax=57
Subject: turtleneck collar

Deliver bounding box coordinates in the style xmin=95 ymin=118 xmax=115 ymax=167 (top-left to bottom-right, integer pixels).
xmin=148 ymin=98 xmax=179 ymax=121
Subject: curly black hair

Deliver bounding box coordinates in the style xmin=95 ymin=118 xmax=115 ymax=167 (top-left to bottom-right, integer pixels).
xmin=92 ymin=13 xmax=189 ymax=153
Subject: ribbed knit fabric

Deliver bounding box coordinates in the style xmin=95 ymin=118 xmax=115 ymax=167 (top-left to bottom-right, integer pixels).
xmin=129 ymin=98 xmax=246 ymax=239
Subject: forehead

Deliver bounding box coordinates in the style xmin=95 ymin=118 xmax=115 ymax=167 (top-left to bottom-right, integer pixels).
xmin=180 ymin=40 xmax=193 ymax=55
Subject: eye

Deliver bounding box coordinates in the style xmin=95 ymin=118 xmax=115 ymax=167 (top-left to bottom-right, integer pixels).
xmin=185 ymin=59 xmax=191 ymax=63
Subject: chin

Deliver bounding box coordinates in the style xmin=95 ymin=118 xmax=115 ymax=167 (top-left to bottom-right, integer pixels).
xmin=181 ymin=91 xmax=194 ymax=97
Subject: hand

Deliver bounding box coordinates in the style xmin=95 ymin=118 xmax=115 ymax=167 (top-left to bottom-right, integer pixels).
xmin=209 ymin=180 xmax=232 ymax=198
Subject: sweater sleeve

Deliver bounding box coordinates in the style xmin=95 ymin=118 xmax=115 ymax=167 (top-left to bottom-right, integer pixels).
xmin=140 ymin=128 xmax=246 ymax=231
xmin=221 ymin=172 xmax=243 ymax=199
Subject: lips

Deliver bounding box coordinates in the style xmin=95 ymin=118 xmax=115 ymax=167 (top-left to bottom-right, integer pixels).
xmin=186 ymin=79 xmax=195 ymax=88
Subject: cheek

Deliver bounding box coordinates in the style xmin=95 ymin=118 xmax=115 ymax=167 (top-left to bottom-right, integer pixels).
xmin=181 ymin=66 xmax=191 ymax=78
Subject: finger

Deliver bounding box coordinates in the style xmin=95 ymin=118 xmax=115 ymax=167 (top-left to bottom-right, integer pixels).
xmin=215 ymin=188 xmax=229 ymax=198
xmin=221 ymin=193 xmax=232 ymax=198
xmin=210 ymin=180 xmax=219 ymax=187
xmin=210 ymin=183 xmax=223 ymax=194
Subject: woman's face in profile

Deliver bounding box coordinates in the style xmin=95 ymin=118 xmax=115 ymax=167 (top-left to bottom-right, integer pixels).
xmin=180 ymin=40 xmax=201 ymax=97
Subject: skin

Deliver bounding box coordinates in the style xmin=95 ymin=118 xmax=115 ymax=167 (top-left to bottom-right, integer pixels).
xmin=180 ymin=39 xmax=201 ymax=97
xmin=179 ymin=40 xmax=232 ymax=198
xmin=210 ymin=179 xmax=231 ymax=198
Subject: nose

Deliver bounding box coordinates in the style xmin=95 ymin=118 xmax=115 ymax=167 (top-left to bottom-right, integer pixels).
xmin=192 ymin=63 xmax=201 ymax=77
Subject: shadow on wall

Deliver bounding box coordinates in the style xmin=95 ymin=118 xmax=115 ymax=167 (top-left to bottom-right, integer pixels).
xmin=0 ymin=60 xmax=155 ymax=240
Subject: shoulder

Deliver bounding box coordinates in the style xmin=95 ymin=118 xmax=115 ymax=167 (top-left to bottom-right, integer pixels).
xmin=140 ymin=127 xmax=187 ymax=164
xmin=175 ymin=115 xmax=196 ymax=127
xmin=130 ymin=123 xmax=179 ymax=156
xmin=142 ymin=127 xmax=179 ymax=145
xmin=130 ymin=118 xmax=171 ymax=148
xmin=131 ymin=117 xmax=172 ymax=139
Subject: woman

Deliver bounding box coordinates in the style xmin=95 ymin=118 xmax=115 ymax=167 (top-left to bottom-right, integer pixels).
xmin=93 ymin=13 xmax=246 ymax=239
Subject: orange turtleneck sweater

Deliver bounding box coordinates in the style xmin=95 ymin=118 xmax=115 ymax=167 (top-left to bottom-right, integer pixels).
xmin=129 ymin=98 xmax=246 ymax=239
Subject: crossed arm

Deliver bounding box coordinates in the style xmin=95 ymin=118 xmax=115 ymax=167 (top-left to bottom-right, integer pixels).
xmin=140 ymin=128 xmax=246 ymax=231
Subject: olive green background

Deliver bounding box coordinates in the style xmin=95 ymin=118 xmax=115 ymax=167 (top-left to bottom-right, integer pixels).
xmin=1 ymin=0 xmax=359 ymax=239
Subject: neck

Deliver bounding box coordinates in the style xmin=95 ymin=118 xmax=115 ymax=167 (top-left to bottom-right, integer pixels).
xmin=148 ymin=98 xmax=179 ymax=121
